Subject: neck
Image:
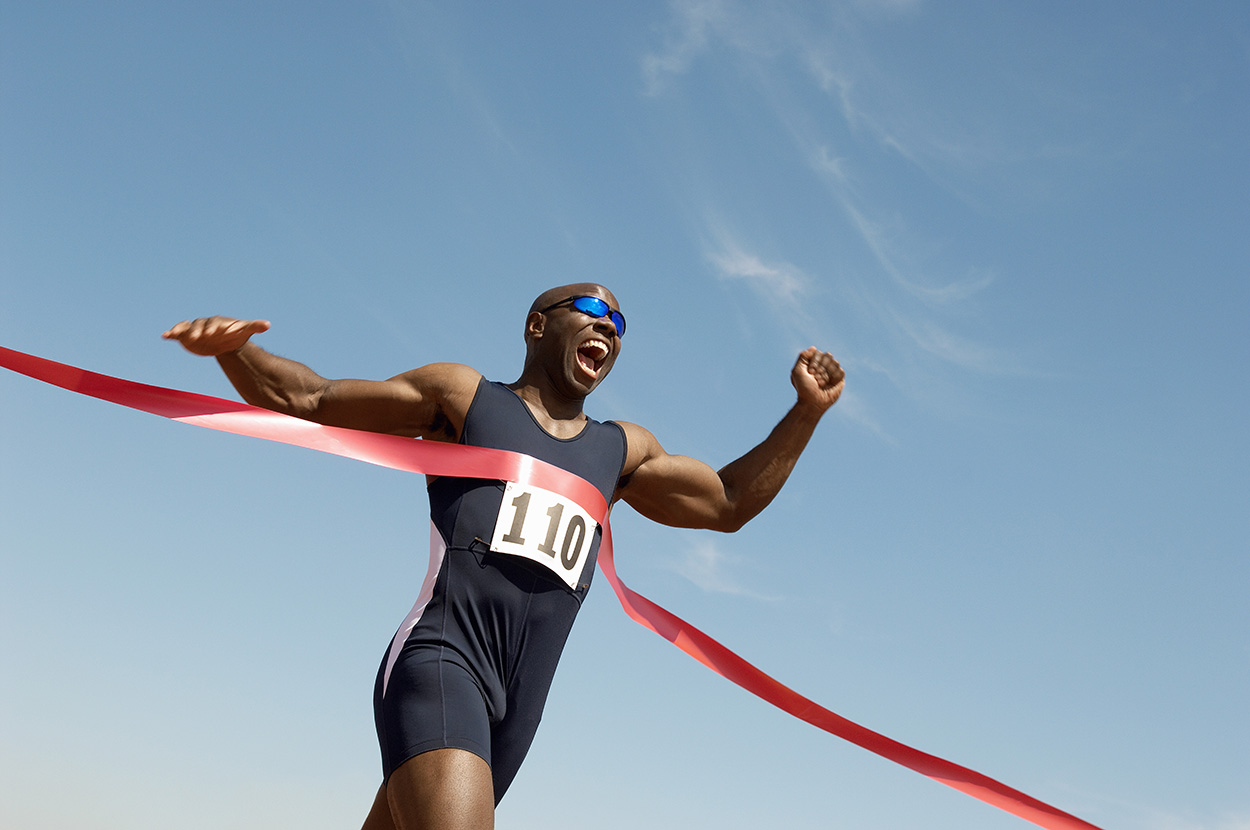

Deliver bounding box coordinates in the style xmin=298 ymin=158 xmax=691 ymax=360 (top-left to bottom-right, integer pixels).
xmin=508 ymin=367 xmax=588 ymax=436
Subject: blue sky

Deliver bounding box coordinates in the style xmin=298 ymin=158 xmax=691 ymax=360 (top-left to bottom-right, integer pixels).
xmin=2 ymin=2 xmax=1246 ymax=828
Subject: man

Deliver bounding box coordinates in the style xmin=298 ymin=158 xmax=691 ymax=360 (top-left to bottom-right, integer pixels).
xmin=163 ymin=283 xmax=844 ymax=830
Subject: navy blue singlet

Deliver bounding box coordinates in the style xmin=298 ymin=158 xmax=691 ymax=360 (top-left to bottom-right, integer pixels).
xmin=372 ymin=379 xmax=626 ymax=802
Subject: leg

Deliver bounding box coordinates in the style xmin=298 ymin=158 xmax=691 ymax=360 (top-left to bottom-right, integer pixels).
xmin=385 ymin=748 xmax=495 ymax=830
xmin=361 ymin=784 xmax=398 ymax=830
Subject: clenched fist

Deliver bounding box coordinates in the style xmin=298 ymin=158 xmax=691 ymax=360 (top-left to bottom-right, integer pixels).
xmin=791 ymin=347 xmax=845 ymax=413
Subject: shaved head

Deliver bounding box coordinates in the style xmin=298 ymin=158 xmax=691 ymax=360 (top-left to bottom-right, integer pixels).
xmin=528 ymin=283 xmax=619 ymax=315
xmin=519 ymin=283 xmax=624 ymax=393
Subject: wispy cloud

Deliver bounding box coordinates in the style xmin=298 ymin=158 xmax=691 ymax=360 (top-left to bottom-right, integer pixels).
xmin=803 ymin=52 xmax=920 ymax=169
xmin=808 ymin=146 xmax=1017 ymax=376
xmin=641 ymin=0 xmax=728 ymax=96
xmin=664 ymin=538 xmax=779 ymax=599
xmin=811 ymin=140 xmax=996 ymax=310
xmin=702 ymin=224 xmax=898 ymax=439
xmin=643 ymin=0 xmax=1026 ymax=398
xmin=382 ymin=0 xmax=520 ymax=157
xmin=705 ymin=231 xmax=809 ymax=312
xmin=885 ymin=307 xmax=1016 ymax=374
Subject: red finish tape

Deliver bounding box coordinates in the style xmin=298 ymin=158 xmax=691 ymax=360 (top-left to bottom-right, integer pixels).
xmin=2 ymin=345 xmax=1101 ymax=830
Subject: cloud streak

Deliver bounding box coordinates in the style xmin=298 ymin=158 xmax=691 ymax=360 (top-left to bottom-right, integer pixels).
xmin=705 ymin=231 xmax=810 ymax=317
xmin=644 ymin=0 xmax=1025 ymax=398
xmin=664 ymin=538 xmax=779 ymax=599
xmin=641 ymin=0 xmax=728 ymax=96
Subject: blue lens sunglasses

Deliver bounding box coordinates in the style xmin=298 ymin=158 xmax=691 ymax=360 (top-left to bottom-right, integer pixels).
xmin=539 ymin=295 xmax=626 ymax=338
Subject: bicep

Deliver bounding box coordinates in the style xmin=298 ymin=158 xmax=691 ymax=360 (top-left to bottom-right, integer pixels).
xmin=315 ymin=363 xmax=478 ymax=438
xmin=618 ymin=424 xmax=733 ymax=530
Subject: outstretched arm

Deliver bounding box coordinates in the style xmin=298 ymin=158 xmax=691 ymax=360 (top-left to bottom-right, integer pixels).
xmin=616 ymin=347 xmax=844 ymax=532
xmin=162 ymin=316 xmax=479 ymax=440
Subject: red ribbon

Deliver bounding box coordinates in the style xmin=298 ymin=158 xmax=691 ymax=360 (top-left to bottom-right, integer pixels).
xmin=2 ymin=345 xmax=1102 ymax=830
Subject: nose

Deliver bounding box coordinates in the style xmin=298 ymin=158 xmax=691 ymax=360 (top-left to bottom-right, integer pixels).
xmin=593 ymin=315 xmax=620 ymax=339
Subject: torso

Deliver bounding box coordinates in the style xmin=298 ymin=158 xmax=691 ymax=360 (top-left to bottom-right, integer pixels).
xmin=428 ymin=378 xmax=626 ymax=590
xmin=373 ymin=378 xmax=628 ymax=795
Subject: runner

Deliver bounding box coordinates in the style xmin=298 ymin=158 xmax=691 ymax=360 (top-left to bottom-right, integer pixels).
xmin=163 ymin=283 xmax=844 ymax=830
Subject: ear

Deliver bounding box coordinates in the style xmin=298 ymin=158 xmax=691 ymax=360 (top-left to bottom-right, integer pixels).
xmin=524 ymin=310 xmax=545 ymax=342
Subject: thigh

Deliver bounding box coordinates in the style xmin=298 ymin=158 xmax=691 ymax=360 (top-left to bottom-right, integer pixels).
xmin=360 ymin=784 xmax=398 ymax=830
xmin=375 ymin=648 xmax=494 ymax=779
xmin=386 ymin=748 xmax=494 ymax=830
xmin=487 ymin=704 xmax=543 ymax=803
xmin=488 ymin=648 xmax=563 ymax=803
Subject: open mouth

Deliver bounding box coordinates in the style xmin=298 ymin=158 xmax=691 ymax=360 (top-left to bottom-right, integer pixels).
xmin=575 ymin=339 xmax=610 ymax=379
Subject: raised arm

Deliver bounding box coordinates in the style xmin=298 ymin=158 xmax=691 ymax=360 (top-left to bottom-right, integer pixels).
xmin=616 ymin=347 xmax=844 ymax=532
xmin=162 ymin=316 xmax=480 ymax=440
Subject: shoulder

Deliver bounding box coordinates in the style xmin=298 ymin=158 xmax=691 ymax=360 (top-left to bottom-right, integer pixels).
xmin=388 ymin=363 xmax=482 ymax=439
xmin=613 ymin=420 xmax=664 ymax=477
xmin=393 ymin=362 xmax=482 ymax=398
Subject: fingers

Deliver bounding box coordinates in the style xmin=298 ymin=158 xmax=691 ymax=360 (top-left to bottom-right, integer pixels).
xmin=162 ymin=316 xmax=270 ymax=356
xmin=796 ymin=346 xmax=845 ymax=390
xmin=792 ymin=347 xmax=845 ymax=412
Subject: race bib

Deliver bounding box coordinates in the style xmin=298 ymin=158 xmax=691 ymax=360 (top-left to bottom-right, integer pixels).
xmin=489 ymin=481 xmax=598 ymax=590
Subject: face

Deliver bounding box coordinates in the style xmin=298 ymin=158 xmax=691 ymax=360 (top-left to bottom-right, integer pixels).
xmin=527 ymin=283 xmax=624 ymax=396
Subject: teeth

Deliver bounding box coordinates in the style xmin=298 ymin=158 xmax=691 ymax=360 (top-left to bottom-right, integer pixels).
xmin=580 ymin=340 xmax=609 ymax=360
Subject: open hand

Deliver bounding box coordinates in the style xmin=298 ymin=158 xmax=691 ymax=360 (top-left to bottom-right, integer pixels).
xmin=162 ymin=316 xmax=271 ymax=357
xmin=791 ymin=347 xmax=845 ymax=412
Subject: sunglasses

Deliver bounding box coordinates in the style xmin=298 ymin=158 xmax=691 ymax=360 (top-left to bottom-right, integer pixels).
xmin=539 ymin=295 xmax=626 ymax=338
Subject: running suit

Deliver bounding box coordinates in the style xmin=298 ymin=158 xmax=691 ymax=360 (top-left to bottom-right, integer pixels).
xmin=372 ymin=379 xmax=627 ymax=802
